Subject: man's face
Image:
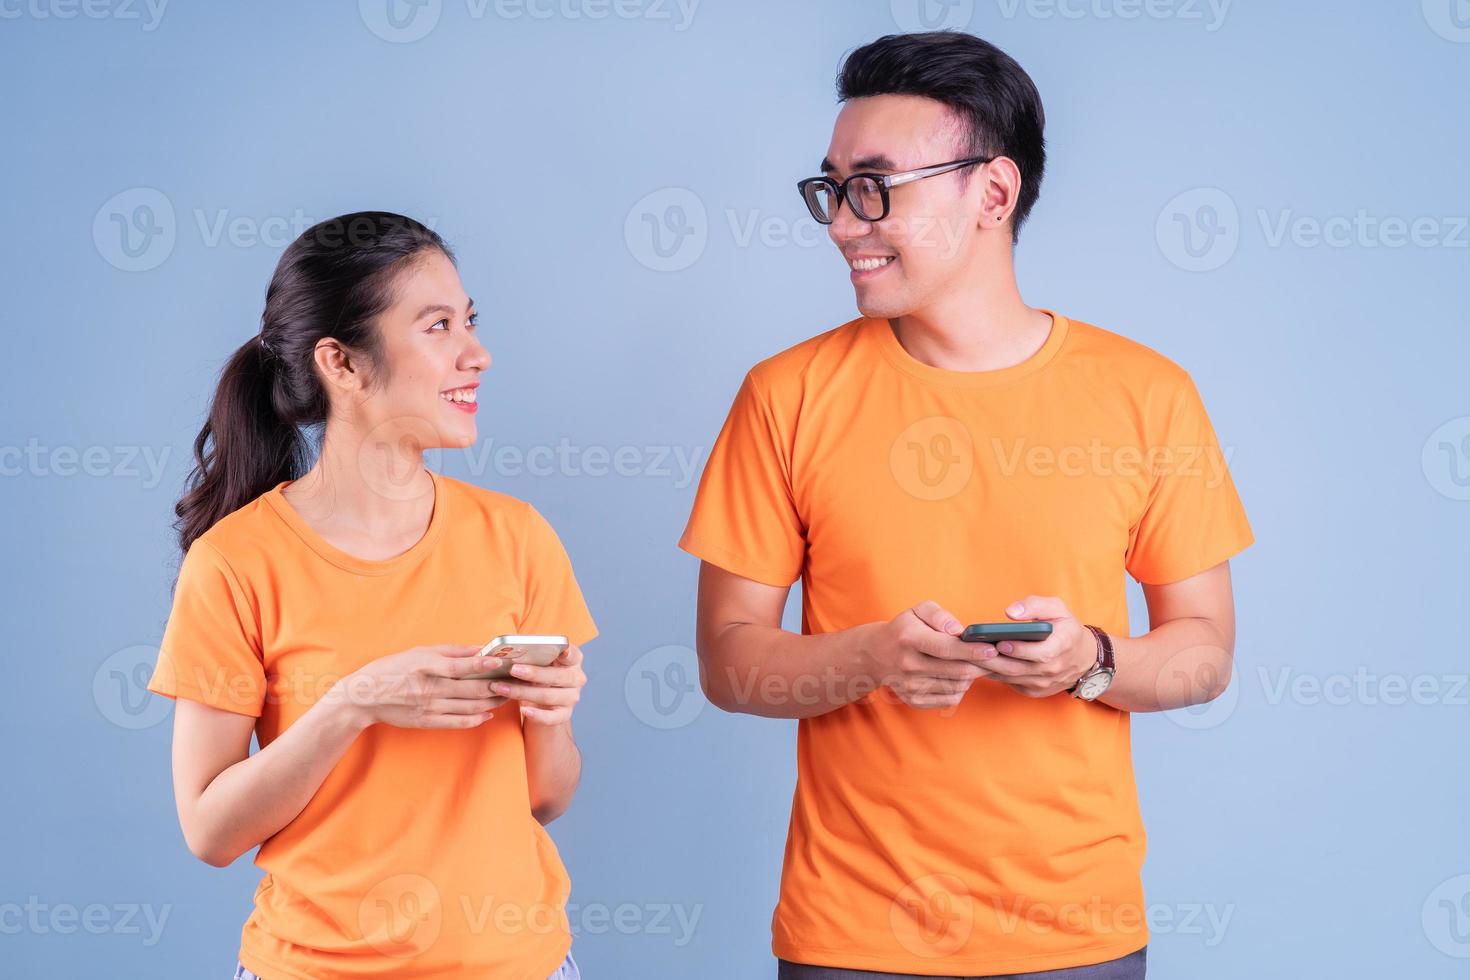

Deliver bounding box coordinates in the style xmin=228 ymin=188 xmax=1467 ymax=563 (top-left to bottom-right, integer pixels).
xmin=821 ymin=95 xmax=987 ymax=319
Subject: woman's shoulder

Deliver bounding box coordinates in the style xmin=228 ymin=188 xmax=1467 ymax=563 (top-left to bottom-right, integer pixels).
xmin=436 ymin=473 xmax=541 ymax=528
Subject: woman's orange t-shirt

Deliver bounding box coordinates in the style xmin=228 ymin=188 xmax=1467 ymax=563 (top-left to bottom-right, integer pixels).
xmin=148 ymin=469 xmax=597 ymax=980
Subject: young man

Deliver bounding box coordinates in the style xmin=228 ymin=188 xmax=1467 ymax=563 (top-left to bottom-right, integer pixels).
xmin=678 ymin=32 xmax=1252 ymax=980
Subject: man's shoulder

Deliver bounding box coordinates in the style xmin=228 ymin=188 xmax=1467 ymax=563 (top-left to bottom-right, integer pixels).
xmin=743 ymin=315 xmax=870 ymax=395
xmin=1063 ymin=316 xmax=1195 ymax=392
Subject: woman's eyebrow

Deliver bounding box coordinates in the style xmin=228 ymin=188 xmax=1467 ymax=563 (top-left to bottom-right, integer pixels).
xmin=413 ymin=298 xmax=475 ymax=320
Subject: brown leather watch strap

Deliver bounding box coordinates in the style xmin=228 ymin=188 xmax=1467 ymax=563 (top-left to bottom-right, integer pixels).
xmin=1069 ymin=625 xmax=1114 ymax=693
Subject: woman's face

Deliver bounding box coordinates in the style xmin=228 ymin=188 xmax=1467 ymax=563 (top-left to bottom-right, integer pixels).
xmin=354 ymin=249 xmax=491 ymax=457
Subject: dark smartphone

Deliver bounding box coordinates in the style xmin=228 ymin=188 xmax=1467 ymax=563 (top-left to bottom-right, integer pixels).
xmin=960 ymin=622 xmax=1054 ymax=644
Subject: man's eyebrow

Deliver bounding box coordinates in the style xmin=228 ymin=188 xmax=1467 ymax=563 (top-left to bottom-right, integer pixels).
xmin=413 ymin=298 xmax=474 ymax=320
xmin=850 ymin=154 xmax=897 ymax=172
xmin=820 ymin=154 xmax=898 ymax=175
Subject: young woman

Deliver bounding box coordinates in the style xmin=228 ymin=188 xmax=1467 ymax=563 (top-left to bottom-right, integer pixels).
xmin=148 ymin=212 xmax=595 ymax=979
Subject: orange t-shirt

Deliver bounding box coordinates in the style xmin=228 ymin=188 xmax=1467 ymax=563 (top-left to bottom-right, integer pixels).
xmin=148 ymin=469 xmax=597 ymax=980
xmin=678 ymin=312 xmax=1253 ymax=975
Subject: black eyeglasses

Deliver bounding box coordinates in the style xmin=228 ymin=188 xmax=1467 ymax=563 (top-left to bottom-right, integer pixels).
xmin=796 ymin=155 xmax=994 ymax=225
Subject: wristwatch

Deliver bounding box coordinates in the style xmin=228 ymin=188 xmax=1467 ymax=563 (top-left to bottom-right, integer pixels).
xmin=1070 ymin=625 xmax=1116 ymax=701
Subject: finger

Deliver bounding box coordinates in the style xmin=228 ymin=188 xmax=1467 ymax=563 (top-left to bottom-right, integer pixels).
xmin=958 ymin=640 xmax=998 ymax=661
xmin=993 ymin=636 xmax=1061 ymax=663
xmin=427 ymin=677 xmax=508 ymax=701
xmin=490 ymin=681 xmax=580 ymax=706
xmin=909 ymin=654 xmax=986 ymax=682
xmin=915 ymin=630 xmax=989 ymax=662
xmin=428 ymin=697 xmax=502 ymax=716
xmin=506 ymin=662 xmax=584 ymax=688
xmin=901 ymin=676 xmax=973 ymax=697
xmin=1006 ymin=596 xmax=1069 ymax=622
xmin=442 ymin=653 xmax=509 ymax=678
xmin=974 ymin=654 xmax=1035 ymax=678
xmin=911 ymin=601 xmax=964 ymax=636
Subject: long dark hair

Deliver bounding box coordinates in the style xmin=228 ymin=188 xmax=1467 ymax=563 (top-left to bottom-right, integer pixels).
xmin=174 ymin=211 xmax=453 ymax=555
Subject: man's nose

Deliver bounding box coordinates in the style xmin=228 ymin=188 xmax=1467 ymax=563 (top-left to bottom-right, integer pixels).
xmin=827 ymin=196 xmax=874 ymax=246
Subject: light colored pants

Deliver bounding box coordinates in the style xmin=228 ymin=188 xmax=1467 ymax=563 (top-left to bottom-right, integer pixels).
xmin=777 ymin=945 xmax=1145 ymax=980
xmin=234 ymin=948 xmax=580 ymax=979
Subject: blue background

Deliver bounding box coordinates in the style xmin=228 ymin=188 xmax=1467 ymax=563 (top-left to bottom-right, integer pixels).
xmin=2 ymin=1 xmax=1467 ymax=977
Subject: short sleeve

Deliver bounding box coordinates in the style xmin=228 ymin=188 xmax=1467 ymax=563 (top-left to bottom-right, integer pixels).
xmin=1125 ymin=373 xmax=1254 ymax=585
xmin=147 ymin=539 xmax=266 ymax=717
xmin=518 ymin=504 xmax=598 ymax=649
xmin=677 ymin=370 xmax=806 ymax=587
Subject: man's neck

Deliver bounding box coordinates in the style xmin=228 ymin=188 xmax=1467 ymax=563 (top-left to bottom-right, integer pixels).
xmin=889 ymin=285 xmax=1053 ymax=374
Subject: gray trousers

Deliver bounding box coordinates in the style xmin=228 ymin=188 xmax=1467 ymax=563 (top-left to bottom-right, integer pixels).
xmin=777 ymin=945 xmax=1145 ymax=980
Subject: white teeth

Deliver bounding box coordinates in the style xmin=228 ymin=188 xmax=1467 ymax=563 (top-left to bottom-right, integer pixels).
xmin=441 ymin=389 xmax=476 ymax=403
xmin=850 ymin=256 xmax=895 ymax=272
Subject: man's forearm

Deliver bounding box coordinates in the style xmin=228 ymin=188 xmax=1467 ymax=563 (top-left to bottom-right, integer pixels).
xmin=699 ymin=621 xmax=886 ymax=719
xmin=1096 ymin=615 xmax=1234 ymax=713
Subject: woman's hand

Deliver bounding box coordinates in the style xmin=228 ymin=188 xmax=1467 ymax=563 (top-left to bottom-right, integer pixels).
xmin=487 ymin=643 xmax=587 ymax=726
xmin=332 ymin=644 xmax=509 ymax=730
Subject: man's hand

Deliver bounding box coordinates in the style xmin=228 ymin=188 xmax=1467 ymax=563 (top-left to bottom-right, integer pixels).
xmin=966 ymin=596 xmax=1098 ymax=699
xmin=862 ymin=601 xmax=997 ymax=710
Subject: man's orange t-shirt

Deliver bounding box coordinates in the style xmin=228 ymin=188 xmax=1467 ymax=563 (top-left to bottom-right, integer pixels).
xmin=148 ymin=469 xmax=597 ymax=980
xmin=678 ymin=312 xmax=1253 ymax=975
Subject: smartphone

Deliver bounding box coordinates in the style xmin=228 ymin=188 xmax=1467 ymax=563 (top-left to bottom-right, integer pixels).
xmin=463 ymin=634 xmax=569 ymax=681
xmin=960 ymin=622 xmax=1053 ymax=644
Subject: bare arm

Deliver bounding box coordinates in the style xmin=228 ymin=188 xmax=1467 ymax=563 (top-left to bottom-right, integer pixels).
xmin=169 ymin=694 xmax=367 ymax=867
xmin=693 ymin=561 xmax=991 ymax=718
xmin=491 ymin=643 xmax=589 ymax=825
xmin=1105 ymin=560 xmax=1237 ymax=712
xmin=168 ymin=643 xmax=507 ymax=866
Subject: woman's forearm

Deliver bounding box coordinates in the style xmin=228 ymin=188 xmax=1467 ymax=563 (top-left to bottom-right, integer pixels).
xmin=185 ymin=690 xmax=369 ymax=866
xmin=524 ymin=719 xmax=580 ymax=824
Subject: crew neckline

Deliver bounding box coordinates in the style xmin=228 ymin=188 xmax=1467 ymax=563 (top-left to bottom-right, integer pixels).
xmin=869 ymin=308 xmax=1071 ymax=389
xmin=263 ymin=467 xmax=448 ymax=576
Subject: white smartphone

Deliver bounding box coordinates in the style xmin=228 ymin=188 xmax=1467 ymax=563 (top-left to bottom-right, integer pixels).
xmin=464 ymin=634 xmax=569 ymax=681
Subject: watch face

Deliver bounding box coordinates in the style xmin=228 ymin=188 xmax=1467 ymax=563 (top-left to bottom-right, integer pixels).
xmin=1078 ymin=670 xmax=1113 ymax=700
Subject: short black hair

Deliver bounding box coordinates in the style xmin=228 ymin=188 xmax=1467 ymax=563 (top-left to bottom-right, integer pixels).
xmin=837 ymin=32 xmax=1047 ymax=242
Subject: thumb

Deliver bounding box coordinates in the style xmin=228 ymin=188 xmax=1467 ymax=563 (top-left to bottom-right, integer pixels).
xmin=911 ymin=600 xmax=963 ymax=636
xmin=1005 ymin=596 xmax=1068 ymax=622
